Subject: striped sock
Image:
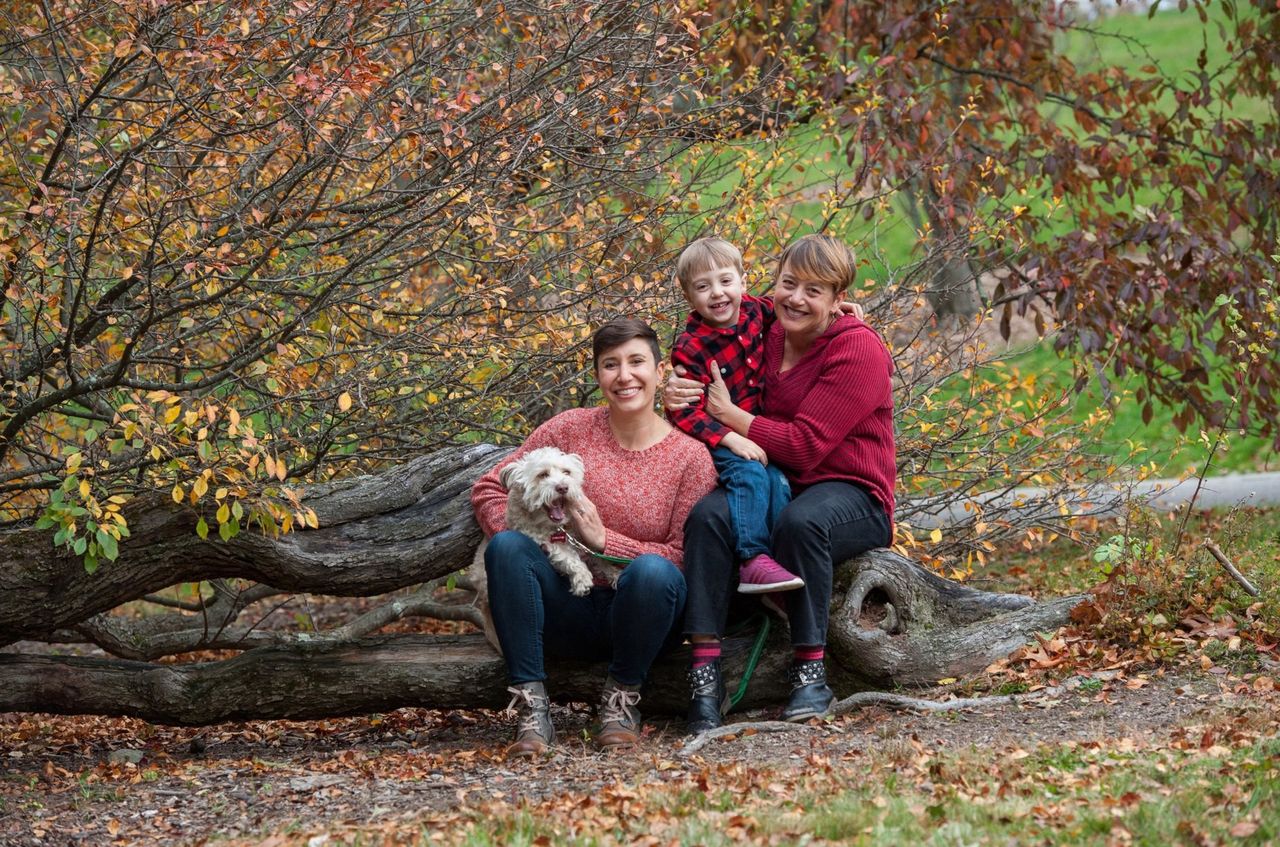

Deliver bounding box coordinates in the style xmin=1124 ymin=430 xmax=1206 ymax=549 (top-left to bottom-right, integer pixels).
xmin=691 ymin=641 xmax=722 ymax=669
xmin=794 ymin=645 xmax=824 ymax=663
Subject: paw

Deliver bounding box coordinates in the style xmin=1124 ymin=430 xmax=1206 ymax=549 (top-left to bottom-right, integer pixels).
xmin=568 ymin=571 xmax=594 ymax=596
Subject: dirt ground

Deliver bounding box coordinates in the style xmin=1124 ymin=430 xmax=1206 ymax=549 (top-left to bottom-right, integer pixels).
xmin=3 ymin=664 xmax=1275 ymax=846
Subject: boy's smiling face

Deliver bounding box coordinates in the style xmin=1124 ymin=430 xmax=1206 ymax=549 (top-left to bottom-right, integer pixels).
xmin=684 ymin=264 xmax=745 ymax=328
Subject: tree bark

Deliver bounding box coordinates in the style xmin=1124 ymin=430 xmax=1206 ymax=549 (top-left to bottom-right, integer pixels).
xmin=0 ymin=445 xmax=1083 ymax=722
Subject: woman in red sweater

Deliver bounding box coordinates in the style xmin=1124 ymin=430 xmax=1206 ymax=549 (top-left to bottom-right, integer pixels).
xmin=668 ymin=234 xmax=896 ymax=732
xmin=471 ymin=318 xmax=717 ymax=756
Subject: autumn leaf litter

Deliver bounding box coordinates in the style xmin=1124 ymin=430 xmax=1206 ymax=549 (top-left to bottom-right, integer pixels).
xmin=3 ymin=654 xmax=1277 ymax=846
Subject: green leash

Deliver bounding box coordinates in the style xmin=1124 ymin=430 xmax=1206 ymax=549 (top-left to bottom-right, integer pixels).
xmin=564 ymin=532 xmax=635 ymax=566
xmin=727 ymin=613 xmax=771 ymax=710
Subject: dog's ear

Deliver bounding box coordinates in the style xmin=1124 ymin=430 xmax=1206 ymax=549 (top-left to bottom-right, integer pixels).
xmin=498 ymin=459 xmax=523 ymax=490
xmin=564 ymin=452 xmax=585 ymax=478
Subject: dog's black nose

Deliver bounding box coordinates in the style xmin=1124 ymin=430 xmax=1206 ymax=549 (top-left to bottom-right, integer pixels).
xmin=556 ymin=484 xmax=568 ymax=494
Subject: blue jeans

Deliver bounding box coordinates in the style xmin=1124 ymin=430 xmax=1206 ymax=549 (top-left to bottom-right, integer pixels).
xmin=484 ymin=531 xmax=687 ymax=687
xmin=711 ymin=446 xmax=792 ymax=561
xmin=683 ymin=481 xmax=891 ymax=646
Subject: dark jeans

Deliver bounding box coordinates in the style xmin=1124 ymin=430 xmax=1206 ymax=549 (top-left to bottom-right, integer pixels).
xmin=711 ymin=446 xmax=791 ymax=561
xmin=484 ymin=531 xmax=687 ymax=687
xmin=683 ymin=481 xmax=891 ymax=646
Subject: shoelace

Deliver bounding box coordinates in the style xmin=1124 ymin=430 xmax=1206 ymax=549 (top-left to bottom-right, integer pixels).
xmin=599 ymin=687 xmax=641 ymax=725
xmin=506 ymin=686 xmax=550 ymax=734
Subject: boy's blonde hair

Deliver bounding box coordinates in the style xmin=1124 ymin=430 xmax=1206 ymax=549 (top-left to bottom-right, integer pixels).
xmin=776 ymin=234 xmax=856 ymax=295
xmin=676 ymin=237 xmax=743 ymax=290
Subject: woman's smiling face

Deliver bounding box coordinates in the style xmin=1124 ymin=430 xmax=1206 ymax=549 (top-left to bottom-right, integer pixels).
xmin=595 ymin=337 xmax=666 ymax=414
xmin=773 ymin=260 xmax=840 ymax=339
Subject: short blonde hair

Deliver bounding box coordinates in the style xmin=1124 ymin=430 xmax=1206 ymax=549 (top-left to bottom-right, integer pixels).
xmin=776 ymin=234 xmax=856 ymax=295
xmin=676 ymin=237 xmax=743 ymax=290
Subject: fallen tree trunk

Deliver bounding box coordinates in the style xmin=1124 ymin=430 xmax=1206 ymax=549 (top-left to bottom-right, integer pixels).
xmin=0 ymin=443 xmax=509 ymax=646
xmin=0 ymin=633 xmax=791 ymax=723
xmin=0 ymin=443 xmax=1084 ymax=722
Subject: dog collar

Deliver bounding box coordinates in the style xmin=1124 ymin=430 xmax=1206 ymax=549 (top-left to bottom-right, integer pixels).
xmin=549 ymin=530 xmax=568 ymax=543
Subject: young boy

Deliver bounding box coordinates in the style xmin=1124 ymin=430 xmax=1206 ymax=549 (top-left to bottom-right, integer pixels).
xmin=668 ymin=237 xmax=804 ymax=594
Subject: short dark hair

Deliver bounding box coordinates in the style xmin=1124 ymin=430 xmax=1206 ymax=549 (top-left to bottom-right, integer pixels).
xmin=592 ymin=317 xmax=662 ymax=369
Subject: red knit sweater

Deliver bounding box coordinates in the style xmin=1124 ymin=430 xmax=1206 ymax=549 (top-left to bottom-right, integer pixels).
xmin=748 ymin=315 xmax=896 ymax=520
xmin=471 ymin=407 xmax=718 ymax=567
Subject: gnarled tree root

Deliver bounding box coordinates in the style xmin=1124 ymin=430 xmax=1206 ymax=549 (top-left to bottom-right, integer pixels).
xmin=827 ymin=548 xmax=1085 ymax=688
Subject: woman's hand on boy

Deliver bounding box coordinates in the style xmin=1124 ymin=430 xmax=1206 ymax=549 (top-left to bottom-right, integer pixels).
xmin=703 ymin=363 xmax=736 ymax=418
xmin=663 ymin=365 xmax=705 ymax=411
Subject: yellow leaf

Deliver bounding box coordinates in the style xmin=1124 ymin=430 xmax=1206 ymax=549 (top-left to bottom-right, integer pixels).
xmin=239 ymin=17 xmax=250 ymax=36
xmin=929 ymin=528 xmax=943 ymax=543
xmin=937 ymin=678 xmax=957 ymax=685
xmin=193 ymin=476 xmax=208 ymax=498
xmin=337 ymin=392 xmax=352 ymax=412
xmin=164 ymin=405 xmax=181 ymax=425
xmin=216 ymin=503 xmax=230 ymax=524
xmin=172 ymin=484 xmax=184 ymax=503
xmin=66 ymin=452 xmax=83 ymax=472
xmin=78 ymin=479 xmax=90 ymax=498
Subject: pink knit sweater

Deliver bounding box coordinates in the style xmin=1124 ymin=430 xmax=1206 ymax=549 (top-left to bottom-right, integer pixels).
xmin=471 ymin=407 xmax=718 ymax=567
xmin=748 ymin=314 xmax=896 ymax=520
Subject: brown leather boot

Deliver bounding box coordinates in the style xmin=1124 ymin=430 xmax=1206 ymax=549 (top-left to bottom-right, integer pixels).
xmin=504 ymin=681 xmax=554 ymax=758
xmin=594 ymin=677 xmax=642 ymax=750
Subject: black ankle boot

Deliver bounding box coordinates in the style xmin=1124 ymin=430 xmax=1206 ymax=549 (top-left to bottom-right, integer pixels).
xmin=686 ymin=660 xmax=727 ymax=734
xmin=782 ymin=659 xmax=834 ymax=722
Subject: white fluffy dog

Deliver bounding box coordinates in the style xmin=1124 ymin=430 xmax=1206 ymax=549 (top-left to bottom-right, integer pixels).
xmin=471 ymin=447 xmax=592 ymax=650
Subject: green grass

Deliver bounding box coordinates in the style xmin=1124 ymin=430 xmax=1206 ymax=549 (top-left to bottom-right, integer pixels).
xmin=783 ymin=739 xmax=1280 ymax=846
xmin=993 ymin=341 xmax=1277 ymax=474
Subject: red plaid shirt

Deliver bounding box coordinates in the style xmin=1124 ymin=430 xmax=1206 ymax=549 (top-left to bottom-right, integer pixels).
xmin=668 ymin=293 xmax=774 ymax=447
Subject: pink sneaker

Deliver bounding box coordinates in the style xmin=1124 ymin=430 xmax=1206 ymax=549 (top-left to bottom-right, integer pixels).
xmin=737 ymin=554 xmax=804 ymax=594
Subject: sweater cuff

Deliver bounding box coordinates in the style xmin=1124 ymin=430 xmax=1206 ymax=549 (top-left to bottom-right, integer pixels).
xmin=746 ymin=415 xmax=784 ymax=456
xmin=602 ymin=528 xmax=643 ymax=562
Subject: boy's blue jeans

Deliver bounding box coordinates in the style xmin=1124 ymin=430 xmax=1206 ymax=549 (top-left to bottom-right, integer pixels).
xmin=483 ymin=531 xmax=687 ymax=687
xmin=711 ymin=446 xmax=792 ymax=561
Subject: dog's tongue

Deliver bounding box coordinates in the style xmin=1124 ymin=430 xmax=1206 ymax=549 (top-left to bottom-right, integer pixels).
xmin=547 ymin=500 xmax=566 ymax=524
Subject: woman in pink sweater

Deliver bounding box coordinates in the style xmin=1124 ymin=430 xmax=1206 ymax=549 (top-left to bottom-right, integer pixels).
xmin=471 ymin=318 xmax=717 ymax=756
xmin=668 ymin=234 xmax=896 ymax=732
